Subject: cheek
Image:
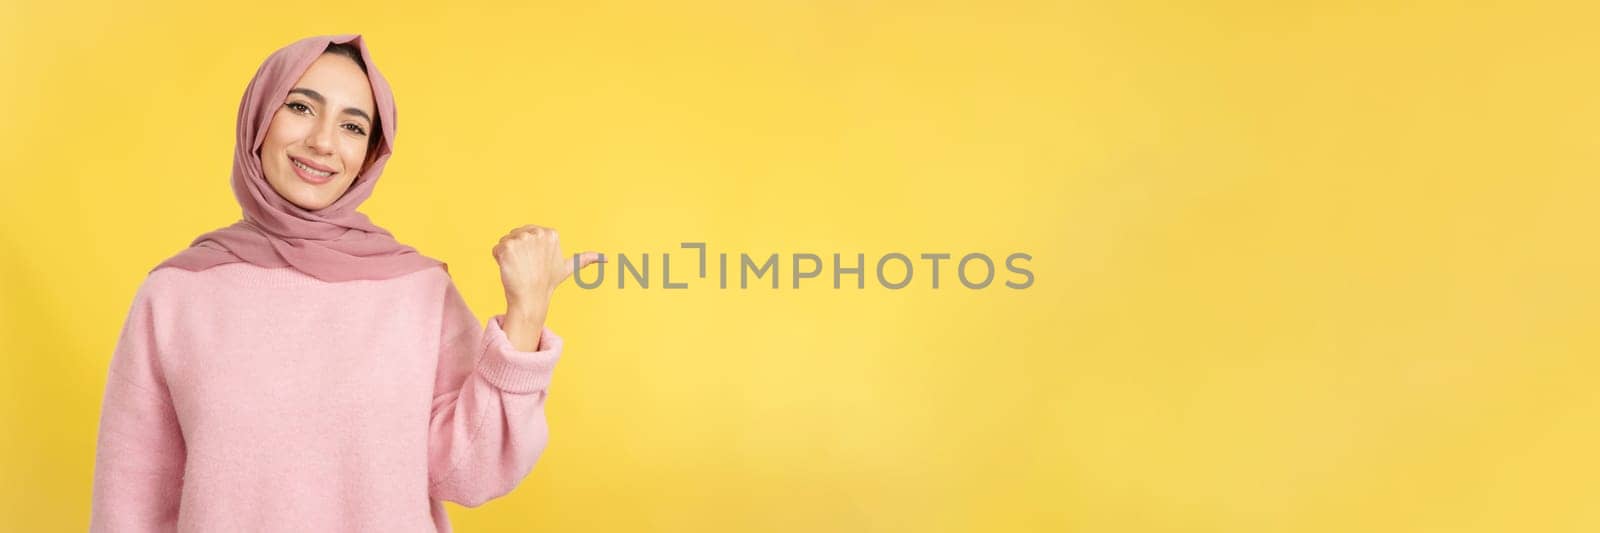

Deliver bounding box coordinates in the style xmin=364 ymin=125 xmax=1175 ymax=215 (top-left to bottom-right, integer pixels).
xmin=261 ymin=111 xmax=300 ymax=156
xmin=340 ymin=140 xmax=371 ymax=177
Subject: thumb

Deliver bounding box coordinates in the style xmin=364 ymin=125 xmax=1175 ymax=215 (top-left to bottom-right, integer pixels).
xmin=563 ymin=251 xmax=606 ymax=279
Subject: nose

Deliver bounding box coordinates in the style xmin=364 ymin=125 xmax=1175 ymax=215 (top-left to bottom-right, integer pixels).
xmin=303 ymin=118 xmax=337 ymax=155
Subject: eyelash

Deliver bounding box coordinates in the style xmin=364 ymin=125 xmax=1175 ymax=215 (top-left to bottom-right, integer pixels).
xmin=285 ymin=101 xmax=368 ymax=136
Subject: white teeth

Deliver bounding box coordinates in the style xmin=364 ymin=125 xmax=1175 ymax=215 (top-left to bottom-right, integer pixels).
xmin=292 ymin=158 xmax=333 ymax=177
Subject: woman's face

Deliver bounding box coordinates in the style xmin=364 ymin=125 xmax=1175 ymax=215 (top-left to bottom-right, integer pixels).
xmin=259 ymin=53 xmax=377 ymax=211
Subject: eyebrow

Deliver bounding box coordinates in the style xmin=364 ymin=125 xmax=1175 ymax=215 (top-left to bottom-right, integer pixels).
xmin=287 ymin=88 xmax=373 ymax=125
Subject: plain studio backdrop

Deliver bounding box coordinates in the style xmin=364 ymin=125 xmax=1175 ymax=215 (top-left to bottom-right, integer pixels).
xmin=3 ymin=1 xmax=1598 ymax=531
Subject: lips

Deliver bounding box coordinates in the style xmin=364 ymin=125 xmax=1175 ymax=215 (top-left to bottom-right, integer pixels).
xmin=291 ymin=156 xmax=335 ymax=173
xmin=289 ymin=155 xmax=337 ymax=185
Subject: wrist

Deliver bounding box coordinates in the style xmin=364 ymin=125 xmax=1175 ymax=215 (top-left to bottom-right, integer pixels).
xmin=502 ymin=304 xmax=548 ymax=352
xmin=505 ymin=302 xmax=547 ymax=325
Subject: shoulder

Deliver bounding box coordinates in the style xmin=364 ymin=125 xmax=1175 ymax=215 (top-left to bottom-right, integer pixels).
xmin=137 ymin=263 xmax=268 ymax=300
xmin=389 ymin=264 xmax=458 ymax=299
xmin=137 ymin=263 xmax=455 ymax=303
xmin=135 ymin=264 xmax=207 ymax=304
xmin=145 ymin=262 xmax=453 ymax=287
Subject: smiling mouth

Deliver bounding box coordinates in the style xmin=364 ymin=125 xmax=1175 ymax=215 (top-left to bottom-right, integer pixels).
xmin=289 ymin=156 xmax=336 ymax=183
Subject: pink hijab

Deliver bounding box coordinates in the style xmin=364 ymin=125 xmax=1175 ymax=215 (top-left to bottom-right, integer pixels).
xmin=151 ymin=34 xmax=446 ymax=282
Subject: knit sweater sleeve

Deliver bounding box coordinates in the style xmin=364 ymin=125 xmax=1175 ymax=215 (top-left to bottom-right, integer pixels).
xmin=427 ymin=280 xmax=563 ymax=507
xmin=91 ymin=279 xmax=185 ymax=532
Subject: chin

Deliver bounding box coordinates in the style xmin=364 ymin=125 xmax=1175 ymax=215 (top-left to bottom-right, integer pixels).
xmin=269 ymin=169 xmax=345 ymax=211
xmin=295 ymin=196 xmax=336 ymax=211
xmin=287 ymin=192 xmax=333 ymax=211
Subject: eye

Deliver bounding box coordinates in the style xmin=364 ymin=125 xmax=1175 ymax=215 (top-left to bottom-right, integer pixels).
xmin=343 ymin=123 xmax=368 ymax=136
xmin=286 ymin=101 xmax=312 ymax=114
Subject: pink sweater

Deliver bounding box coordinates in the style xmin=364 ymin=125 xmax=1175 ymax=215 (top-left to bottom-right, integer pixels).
xmin=90 ymin=262 xmax=563 ymax=532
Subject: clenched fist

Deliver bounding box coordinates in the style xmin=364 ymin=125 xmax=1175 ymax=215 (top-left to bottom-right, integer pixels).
xmin=492 ymin=225 xmax=603 ymax=351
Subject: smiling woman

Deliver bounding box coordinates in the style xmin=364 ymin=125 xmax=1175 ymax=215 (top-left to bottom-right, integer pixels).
xmin=88 ymin=34 xmax=601 ymax=532
xmin=261 ymin=44 xmax=380 ymax=210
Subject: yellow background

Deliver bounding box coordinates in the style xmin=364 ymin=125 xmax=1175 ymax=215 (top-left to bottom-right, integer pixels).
xmin=3 ymin=1 xmax=1597 ymax=531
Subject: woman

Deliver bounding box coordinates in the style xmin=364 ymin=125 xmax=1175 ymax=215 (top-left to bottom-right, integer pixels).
xmin=89 ymin=34 xmax=601 ymax=532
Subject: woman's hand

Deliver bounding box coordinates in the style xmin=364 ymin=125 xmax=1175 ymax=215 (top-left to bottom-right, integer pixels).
xmin=492 ymin=225 xmax=603 ymax=351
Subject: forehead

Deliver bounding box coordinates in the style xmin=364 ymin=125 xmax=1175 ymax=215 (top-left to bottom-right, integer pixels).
xmin=293 ymin=54 xmax=375 ymax=114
